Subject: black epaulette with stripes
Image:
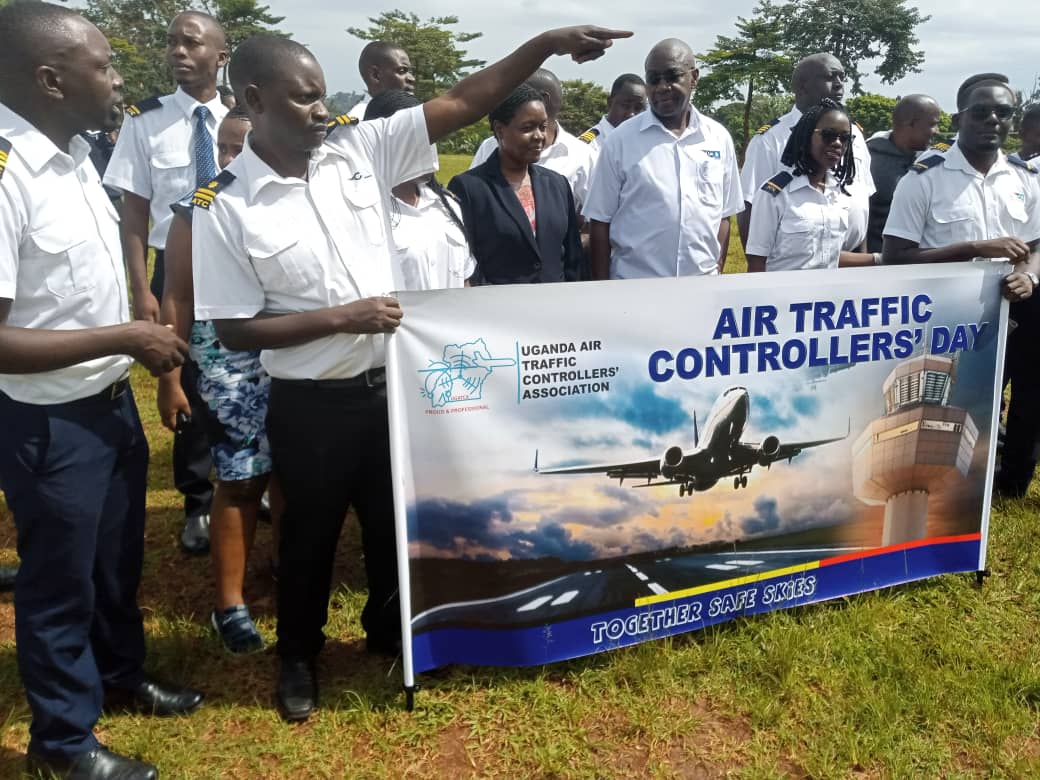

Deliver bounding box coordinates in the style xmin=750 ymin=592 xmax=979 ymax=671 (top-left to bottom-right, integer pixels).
xmin=125 ymin=96 xmax=162 ymax=117
xmin=578 ymin=127 xmax=600 ymax=144
xmin=326 ymin=114 xmax=359 ymax=136
xmin=760 ymin=171 xmax=793 ymax=196
xmin=1008 ymin=155 xmax=1038 ymax=174
xmin=911 ymin=155 xmax=944 ymax=174
xmin=754 ymin=117 xmax=781 ymax=136
xmin=191 ymin=169 xmax=235 ymax=210
xmin=0 ymin=136 xmax=10 ymax=181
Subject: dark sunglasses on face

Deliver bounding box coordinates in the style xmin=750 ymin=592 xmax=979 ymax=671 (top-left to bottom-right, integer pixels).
xmin=966 ymin=103 xmax=1015 ymax=121
xmin=814 ymin=128 xmax=852 ymax=144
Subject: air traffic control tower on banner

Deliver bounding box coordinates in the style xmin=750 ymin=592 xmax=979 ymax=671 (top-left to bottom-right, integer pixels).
xmin=852 ymin=355 xmax=978 ymax=545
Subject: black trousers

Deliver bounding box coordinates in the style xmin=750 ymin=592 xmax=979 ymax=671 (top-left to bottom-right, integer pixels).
xmin=1000 ymin=296 xmax=1040 ymax=494
xmin=152 ymin=249 xmax=213 ymax=518
xmin=266 ymin=378 xmax=400 ymax=660
xmin=0 ymin=387 xmax=148 ymax=761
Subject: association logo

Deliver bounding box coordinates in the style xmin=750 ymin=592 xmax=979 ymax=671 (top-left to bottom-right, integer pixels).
xmin=418 ymin=339 xmax=517 ymax=409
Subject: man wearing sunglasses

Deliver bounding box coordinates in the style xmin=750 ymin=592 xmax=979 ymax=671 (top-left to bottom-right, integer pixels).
xmin=882 ymin=77 xmax=1040 ymax=498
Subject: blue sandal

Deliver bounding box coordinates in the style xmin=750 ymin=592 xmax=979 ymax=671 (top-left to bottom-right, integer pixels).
xmin=211 ymin=605 xmax=265 ymax=654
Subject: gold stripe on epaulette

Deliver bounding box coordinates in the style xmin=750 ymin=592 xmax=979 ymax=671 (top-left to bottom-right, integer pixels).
xmin=126 ymin=105 xmax=141 ymax=117
xmin=764 ymin=180 xmax=782 ymax=192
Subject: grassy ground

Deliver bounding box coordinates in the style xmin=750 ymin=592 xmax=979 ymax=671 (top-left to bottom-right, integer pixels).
xmin=0 ymin=165 xmax=1033 ymax=779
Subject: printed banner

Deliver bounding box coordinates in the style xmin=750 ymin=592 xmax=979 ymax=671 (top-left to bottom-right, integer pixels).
xmin=386 ymin=263 xmax=1008 ymax=676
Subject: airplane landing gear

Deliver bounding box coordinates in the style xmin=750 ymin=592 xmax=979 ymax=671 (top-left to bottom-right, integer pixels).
xmin=740 ymin=475 xmax=748 ymax=488
xmin=733 ymin=477 xmax=740 ymax=489
xmin=679 ymin=483 xmax=686 ymax=497
xmin=733 ymin=475 xmax=748 ymax=489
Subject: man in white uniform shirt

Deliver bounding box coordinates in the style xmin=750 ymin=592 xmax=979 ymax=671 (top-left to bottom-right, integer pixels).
xmin=192 ymin=26 xmax=629 ymax=724
xmin=104 ymin=10 xmax=228 ymax=554
xmin=737 ymin=53 xmax=874 ymax=253
xmin=0 ymin=4 xmax=202 ymax=777
xmin=344 ymin=41 xmax=417 ymax=120
xmin=577 ymin=73 xmax=647 ymax=159
xmin=469 ymin=68 xmax=594 ymax=210
xmin=583 ymin=39 xmax=743 ymax=280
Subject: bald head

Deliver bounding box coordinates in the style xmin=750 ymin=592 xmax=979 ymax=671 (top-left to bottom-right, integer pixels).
xmin=893 ymin=94 xmax=940 ymax=126
xmin=524 ymin=68 xmax=562 ymax=120
xmin=890 ymin=94 xmax=942 ymax=153
xmin=229 ymin=34 xmax=317 ymax=98
xmin=645 ymin=39 xmax=696 ymax=71
xmin=644 ymin=39 xmax=698 ymax=126
xmin=793 ymin=53 xmax=846 ymax=109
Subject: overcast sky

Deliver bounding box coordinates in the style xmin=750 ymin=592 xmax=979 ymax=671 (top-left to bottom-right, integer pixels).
xmin=261 ymin=0 xmax=1037 ymax=114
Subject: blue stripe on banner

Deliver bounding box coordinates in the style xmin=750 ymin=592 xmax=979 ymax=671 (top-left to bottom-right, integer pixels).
xmin=409 ymin=538 xmax=981 ymax=673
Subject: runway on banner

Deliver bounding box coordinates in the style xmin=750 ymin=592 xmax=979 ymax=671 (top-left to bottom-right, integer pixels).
xmin=411 ymin=545 xmax=863 ymax=631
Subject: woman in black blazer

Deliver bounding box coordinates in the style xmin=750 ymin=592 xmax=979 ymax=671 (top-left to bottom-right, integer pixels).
xmin=448 ymin=84 xmax=583 ymax=284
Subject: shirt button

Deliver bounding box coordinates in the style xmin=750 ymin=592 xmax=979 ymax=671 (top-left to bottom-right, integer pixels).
xmin=534 ymin=262 xmax=542 ymax=270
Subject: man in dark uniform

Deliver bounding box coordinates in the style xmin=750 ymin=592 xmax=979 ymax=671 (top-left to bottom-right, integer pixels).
xmin=0 ymin=3 xmax=203 ymax=777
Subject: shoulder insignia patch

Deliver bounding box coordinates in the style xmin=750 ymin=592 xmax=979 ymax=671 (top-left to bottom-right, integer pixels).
xmin=1008 ymin=155 xmax=1038 ymax=174
xmin=578 ymin=127 xmax=600 ymax=144
xmin=911 ymin=154 xmax=944 ymax=174
xmin=754 ymin=117 xmax=782 ymax=136
xmin=930 ymin=141 xmax=952 ymax=153
xmin=326 ymin=114 xmax=359 ymax=136
xmin=125 ymin=96 xmax=162 ymax=118
xmin=0 ymin=136 xmax=11 ymax=181
xmin=191 ymin=169 xmax=236 ymax=210
xmin=760 ymin=171 xmax=793 ymax=196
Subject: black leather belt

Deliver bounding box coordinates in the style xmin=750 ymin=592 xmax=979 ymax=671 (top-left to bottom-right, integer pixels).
xmin=91 ymin=375 xmax=130 ymax=402
xmin=276 ymin=368 xmax=386 ymax=391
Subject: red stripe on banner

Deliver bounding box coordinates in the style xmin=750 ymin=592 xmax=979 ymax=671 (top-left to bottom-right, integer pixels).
xmin=819 ymin=533 xmax=982 ymax=567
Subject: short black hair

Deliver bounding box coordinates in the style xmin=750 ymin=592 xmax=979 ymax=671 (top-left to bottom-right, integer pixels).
xmin=223 ymin=104 xmax=250 ymax=123
xmin=489 ymin=84 xmax=544 ymax=131
xmin=229 ymin=34 xmax=315 ymax=97
xmin=364 ymin=88 xmax=420 ymax=120
xmin=956 ymin=72 xmax=1009 ymax=110
xmin=359 ymin=40 xmax=405 ymax=77
xmin=780 ymin=98 xmax=856 ymax=190
xmin=0 ymin=0 xmax=85 ymax=87
xmin=610 ymin=73 xmax=645 ymax=98
xmin=1022 ymin=104 xmax=1040 ymax=131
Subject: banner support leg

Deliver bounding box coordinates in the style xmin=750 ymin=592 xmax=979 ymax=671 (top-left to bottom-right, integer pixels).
xmin=404 ymin=683 xmax=419 ymax=712
xmin=975 ymin=568 xmax=990 ymax=586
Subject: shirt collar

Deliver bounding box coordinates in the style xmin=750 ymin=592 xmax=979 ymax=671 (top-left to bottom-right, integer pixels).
xmin=171 ymin=86 xmax=226 ymax=121
xmin=640 ymin=105 xmax=702 ymax=139
xmin=943 ymin=142 xmax=1011 ymax=179
xmin=0 ymin=101 xmax=91 ymax=173
xmin=240 ymin=134 xmax=326 ymax=202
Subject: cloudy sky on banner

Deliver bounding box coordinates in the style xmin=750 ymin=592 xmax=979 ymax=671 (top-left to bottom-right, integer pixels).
xmin=263 ymin=0 xmax=1037 ymax=114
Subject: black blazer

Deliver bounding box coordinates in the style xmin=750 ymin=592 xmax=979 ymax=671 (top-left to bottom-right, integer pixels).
xmin=448 ymin=149 xmax=582 ymax=284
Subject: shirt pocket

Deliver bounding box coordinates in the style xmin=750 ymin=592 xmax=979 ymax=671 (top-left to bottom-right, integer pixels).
xmin=777 ymin=215 xmax=816 ymax=265
xmin=932 ymin=203 xmax=976 ymax=244
xmin=695 ymin=157 xmax=724 ymax=206
xmin=150 ymin=151 xmax=191 ymax=201
xmin=25 ymin=225 xmax=95 ymax=298
xmin=245 ymin=230 xmax=317 ymax=297
xmin=342 ymin=175 xmax=385 ymax=246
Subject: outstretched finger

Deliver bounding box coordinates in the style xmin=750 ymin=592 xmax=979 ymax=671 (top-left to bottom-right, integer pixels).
xmin=584 ymin=27 xmax=634 ymax=41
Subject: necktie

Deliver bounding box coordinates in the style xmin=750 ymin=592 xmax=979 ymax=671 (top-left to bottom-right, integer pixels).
xmin=193 ymin=105 xmax=217 ymax=187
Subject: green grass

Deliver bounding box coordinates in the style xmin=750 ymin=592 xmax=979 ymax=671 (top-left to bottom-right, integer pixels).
xmin=0 ymin=164 xmax=1032 ymax=779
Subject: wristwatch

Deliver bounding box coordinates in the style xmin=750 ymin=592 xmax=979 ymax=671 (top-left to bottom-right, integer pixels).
xmin=1026 ymin=271 xmax=1039 ymax=288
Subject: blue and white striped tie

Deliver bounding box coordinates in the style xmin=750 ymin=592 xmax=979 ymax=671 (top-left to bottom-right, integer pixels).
xmin=193 ymin=105 xmax=217 ymax=187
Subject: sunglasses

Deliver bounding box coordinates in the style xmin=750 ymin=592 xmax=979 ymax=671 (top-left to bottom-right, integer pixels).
xmin=813 ymin=128 xmax=852 ymax=144
xmin=965 ymin=103 xmax=1015 ymax=121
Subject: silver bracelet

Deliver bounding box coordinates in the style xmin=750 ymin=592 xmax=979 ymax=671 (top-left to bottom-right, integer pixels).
xmin=872 ymin=252 xmax=883 ymax=265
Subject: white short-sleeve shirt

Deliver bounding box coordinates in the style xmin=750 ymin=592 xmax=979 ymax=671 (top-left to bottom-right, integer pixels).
xmin=0 ymin=102 xmax=131 ymax=404
xmin=345 ymin=94 xmax=371 ymax=121
xmin=387 ymin=185 xmax=475 ymax=291
xmin=192 ymin=105 xmax=437 ymax=380
xmin=104 ymin=87 xmax=227 ymax=249
xmin=746 ymin=172 xmax=851 ymax=271
xmin=740 ymin=105 xmax=874 ymax=250
xmin=582 ymin=107 xmax=744 ymax=278
xmin=883 ymin=144 xmax=1040 ymax=253
xmin=469 ymin=122 xmax=594 ymax=210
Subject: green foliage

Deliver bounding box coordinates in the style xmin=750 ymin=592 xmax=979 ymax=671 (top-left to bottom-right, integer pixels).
xmin=436 ymin=121 xmax=487 ymax=156
xmin=846 ymin=92 xmax=896 ymax=135
xmin=781 ymin=0 xmax=930 ymax=95
xmin=710 ymin=93 xmax=792 ymax=155
xmin=347 ymin=10 xmax=484 ymax=102
xmin=559 ymin=79 xmax=608 ymax=136
xmin=82 ymin=0 xmax=287 ymax=103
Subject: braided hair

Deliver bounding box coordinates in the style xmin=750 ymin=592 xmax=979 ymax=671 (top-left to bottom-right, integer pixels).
xmin=488 ymin=84 xmax=544 ymax=132
xmin=780 ymin=98 xmax=856 ymax=191
xmin=362 ymin=89 xmax=470 ymax=248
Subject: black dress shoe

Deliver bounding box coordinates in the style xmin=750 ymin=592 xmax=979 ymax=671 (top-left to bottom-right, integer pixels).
xmin=106 ymin=677 xmax=204 ymax=717
xmin=179 ymin=513 xmax=210 ymax=555
xmin=0 ymin=564 xmax=16 ymax=592
xmin=27 ymin=746 xmax=157 ymax=779
xmin=277 ymin=657 xmax=317 ymax=722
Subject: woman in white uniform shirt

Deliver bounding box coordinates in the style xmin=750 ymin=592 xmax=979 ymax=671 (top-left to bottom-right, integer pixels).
xmin=364 ymin=90 xmax=476 ymax=289
xmin=746 ymin=99 xmax=875 ymax=272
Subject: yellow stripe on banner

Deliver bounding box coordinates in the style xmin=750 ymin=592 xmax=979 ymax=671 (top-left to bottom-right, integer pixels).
xmin=634 ymin=560 xmax=821 ymax=607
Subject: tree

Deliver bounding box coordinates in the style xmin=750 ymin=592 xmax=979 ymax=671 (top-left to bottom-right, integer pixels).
xmin=559 ymin=79 xmax=608 ymax=135
xmin=695 ymin=1 xmax=794 ymax=151
xmin=782 ymin=0 xmax=929 ymax=95
xmin=710 ymin=93 xmax=792 ymax=154
xmin=845 ymin=92 xmax=896 ymax=135
xmin=347 ymin=10 xmax=484 ymax=101
xmin=82 ymin=0 xmax=286 ymax=102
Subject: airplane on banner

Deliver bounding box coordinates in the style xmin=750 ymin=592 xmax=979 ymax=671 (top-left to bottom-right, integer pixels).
xmin=535 ymin=386 xmax=849 ymax=497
